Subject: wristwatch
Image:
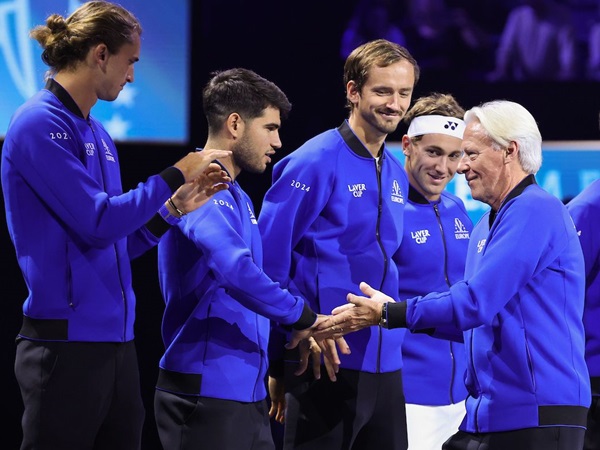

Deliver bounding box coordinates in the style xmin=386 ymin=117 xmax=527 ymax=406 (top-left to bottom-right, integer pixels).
xmin=379 ymin=302 xmax=389 ymax=328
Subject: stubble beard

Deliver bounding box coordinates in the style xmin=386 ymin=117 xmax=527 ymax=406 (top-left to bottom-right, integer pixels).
xmin=369 ymin=109 xmax=402 ymax=135
xmin=232 ymin=138 xmax=266 ymax=175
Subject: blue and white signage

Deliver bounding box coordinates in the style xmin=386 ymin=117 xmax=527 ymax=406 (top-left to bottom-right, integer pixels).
xmin=0 ymin=0 xmax=189 ymax=142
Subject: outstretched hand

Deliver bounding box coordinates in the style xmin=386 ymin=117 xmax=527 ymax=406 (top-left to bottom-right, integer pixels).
xmin=284 ymin=315 xmax=352 ymax=382
xmin=285 ymin=314 xmax=328 ymax=350
xmin=312 ymin=282 xmax=394 ymax=340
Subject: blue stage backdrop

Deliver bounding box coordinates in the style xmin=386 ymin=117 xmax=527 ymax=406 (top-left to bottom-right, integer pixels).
xmin=0 ymin=0 xmax=189 ymax=143
xmin=387 ymin=140 xmax=600 ymax=225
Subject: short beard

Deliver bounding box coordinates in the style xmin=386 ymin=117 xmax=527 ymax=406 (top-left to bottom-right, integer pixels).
xmin=232 ymin=136 xmax=265 ymax=175
xmin=365 ymin=109 xmax=400 ymax=135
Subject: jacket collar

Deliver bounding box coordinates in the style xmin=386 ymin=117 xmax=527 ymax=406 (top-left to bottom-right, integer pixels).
xmin=337 ymin=120 xmax=384 ymax=159
xmin=490 ymin=174 xmax=537 ymax=226
xmin=45 ymin=78 xmax=85 ymax=119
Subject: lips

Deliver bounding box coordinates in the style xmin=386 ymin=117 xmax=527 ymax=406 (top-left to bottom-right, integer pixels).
xmin=426 ymin=172 xmax=446 ymax=183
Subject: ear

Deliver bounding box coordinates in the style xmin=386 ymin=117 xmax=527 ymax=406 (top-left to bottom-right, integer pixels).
xmin=401 ymin=135 xmax=411 ymax=156
xmin=504 ymin=141 xmax=518 ymax=162
xmin=226 ymin=113 xmax=243 ymax=137
xmin=346 ymin=80 xmax=360 ymax=105
xmin=93 ymin=43 xmax=109 ymax=67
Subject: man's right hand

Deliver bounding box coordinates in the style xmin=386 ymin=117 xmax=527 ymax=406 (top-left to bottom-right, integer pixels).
xmin=171 ymin=163 xmax=231 ymax=214
xmin=174 ymin=148 xmax=231 ymax=182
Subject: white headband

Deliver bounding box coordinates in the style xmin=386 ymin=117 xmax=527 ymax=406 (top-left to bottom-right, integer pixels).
xmin=407 ymin=115 xmax=465 ymax=139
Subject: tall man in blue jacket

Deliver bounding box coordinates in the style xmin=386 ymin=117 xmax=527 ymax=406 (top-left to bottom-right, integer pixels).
xmin=259 ymin=39 xmax=420 ymax=449
xmin=398 ymin=93 xmax=472 ymax=450
xmin=155 ymin=68 xmax=326 ymax=450
xmin=567 ymin=178 xmax=600 ymax=450
xmin=1 ymin=2 xmax=231 ymax=449
xmin=321 ymin=100 xmax=591 ymax=449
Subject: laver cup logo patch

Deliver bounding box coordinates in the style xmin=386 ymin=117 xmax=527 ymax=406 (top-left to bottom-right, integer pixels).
xmin=247 ymin=202 xmax=257 ymax=224
xmin=85 ymin=142 xmax=95 ymax=156
xmin=477 ymin=239 xmax=486 ymax=253
xmin=411 ymin=229 xmax=431 ymax=244
xmin=391 ymin=180 xmax=404 ymax=204
xmin=454 ymin=218 xmax=470 ymax=239
xmin=348 ymin=183 xmax=367 ymax=197
xmin=101 ymin=139 xmax=116 ymax=162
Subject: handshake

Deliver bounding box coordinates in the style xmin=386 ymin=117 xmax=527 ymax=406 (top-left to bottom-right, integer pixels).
xmin=286 ymin=282 xmax=397 ymax=378
xmin=268 ymin=282 xmax=397 ymax=424
xmin=290 ymin=281 xmax=396 ymax=344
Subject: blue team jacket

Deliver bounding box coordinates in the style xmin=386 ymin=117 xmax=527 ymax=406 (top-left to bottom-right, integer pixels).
xmin=260 ymin=121 xmax=408 ymax=373
xmin=156 ymin=174 xmax=313 ymax=402
xmin=405 ymin=176 xmax=590 ymax=432
xmin=400 ymin=187 xmax=471 ymax=406
xmin=1 ymin=79 xmax=179 ymax=342
xmin=567 ymin=179 xmax=600 ymax=384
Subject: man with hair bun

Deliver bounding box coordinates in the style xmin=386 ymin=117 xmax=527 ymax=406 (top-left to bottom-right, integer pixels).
xmin=1 ymin=2 xmax=230 ymax=449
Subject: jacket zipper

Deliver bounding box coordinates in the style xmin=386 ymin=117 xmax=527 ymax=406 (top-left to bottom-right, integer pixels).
xmin=434 ymin=203 xmax=456 ymax=404
xmin=90 ymin=122 xmax=127 ymax=340
xmin=375 ymin=155 xmax=387 ymax=373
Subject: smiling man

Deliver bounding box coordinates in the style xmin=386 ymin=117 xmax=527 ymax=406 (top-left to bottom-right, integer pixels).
xmin=398 ymin=93 xmax=472 ymax=450
xmin=321 ymin=100 xmax=591 ymax=450
xmin=259 ymin=39 xmax=420 ymax=450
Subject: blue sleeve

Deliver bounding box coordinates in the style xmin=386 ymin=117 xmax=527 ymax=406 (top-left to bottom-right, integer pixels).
xmin=407 ymin=194 xmax=571 ymax=331
xmin=567 ymin=186 xmax=600 ymax=278
xmin=4 ymin=107 xmax=171 ymax=248
xmin=178 ymin=190 xmax=308 ymax=325
xmin=127 ymin=227 xmax=161 ymax=259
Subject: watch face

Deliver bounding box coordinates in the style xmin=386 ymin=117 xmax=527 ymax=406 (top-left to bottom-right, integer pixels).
xmin=379 ymin=303 xmax=388 ymax=328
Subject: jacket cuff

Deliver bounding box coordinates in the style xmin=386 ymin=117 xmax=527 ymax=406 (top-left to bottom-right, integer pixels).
xmin=160 ymin=166 xmax=185 ymax=192
xmin=290 ymin=302 xmax=317 ymax=330
xmin=145 ymin=212 xmax=172 ymax=237
xmin=387 ymin=301 xmax=407 ymax=328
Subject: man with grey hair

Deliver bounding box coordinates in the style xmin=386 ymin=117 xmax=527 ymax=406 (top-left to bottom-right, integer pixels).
xmin=317 ymin=100 xmax=591 ymax=449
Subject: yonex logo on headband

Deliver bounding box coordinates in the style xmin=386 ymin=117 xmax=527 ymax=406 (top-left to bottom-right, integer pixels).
xmin=407 ymin=115 xmax=465 ymax=139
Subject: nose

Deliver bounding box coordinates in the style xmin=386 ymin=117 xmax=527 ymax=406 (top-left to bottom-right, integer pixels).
xmin=387 ymin=93 xmax=406 ymax=111
xmin=457 ymin=154 xmax=469 ymax=174
xmin=126 ymin=68 xmax=134 ymax=83
xmin=435 ymin=156 xmax=449 ymax=172
xmin=271 ymin=131 xmax=282 ymax=150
